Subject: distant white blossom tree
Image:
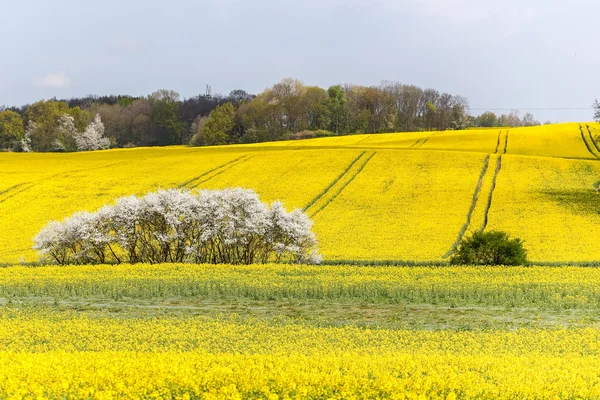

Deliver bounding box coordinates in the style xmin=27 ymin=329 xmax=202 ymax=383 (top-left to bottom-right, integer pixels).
xmin=75 ymin=114 xmax=110 ymax=151
xmin=34 ymin=188 xmax=321 ymax=265
xmin=54 ymin=114 xmax=78 ymax=151
xmin=20 ymin=120 xmax=36 ymax=152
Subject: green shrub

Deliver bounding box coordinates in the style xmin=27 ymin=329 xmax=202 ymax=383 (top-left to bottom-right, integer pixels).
xmin=450 ymin=231 xmax=528 ymax=266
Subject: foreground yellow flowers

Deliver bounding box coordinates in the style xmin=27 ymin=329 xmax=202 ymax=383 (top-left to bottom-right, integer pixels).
xmin=0 ymin=311 xmax=600 ymax=399
xmin=0 ymin=264 xmax=595 ymax=398
xmin=3 ymin=350 xmax=600 ymax=399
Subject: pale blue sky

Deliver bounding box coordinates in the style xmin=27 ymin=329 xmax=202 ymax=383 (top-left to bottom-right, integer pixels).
xmin=1 ymin=0 xmax=599 ymax=122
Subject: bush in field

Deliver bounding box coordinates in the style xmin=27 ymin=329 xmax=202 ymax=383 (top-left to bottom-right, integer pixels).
xmin=34 ymin=188 xmax=321 ymax=265
xmin=450 ymin=231 xmax=527 ymax=266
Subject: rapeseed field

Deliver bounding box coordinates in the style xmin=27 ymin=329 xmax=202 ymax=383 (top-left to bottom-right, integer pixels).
xmin=3 ymin=123 xmax=600 ymax=398
xmin=0 ymin=263 xmax=599 ymax=398
xmin=2 ymin=123 xmax=599 ymax=263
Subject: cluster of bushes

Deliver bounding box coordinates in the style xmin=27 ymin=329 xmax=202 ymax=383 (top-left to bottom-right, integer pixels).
xmin=34 ymin=188 xmax=321 ymax=265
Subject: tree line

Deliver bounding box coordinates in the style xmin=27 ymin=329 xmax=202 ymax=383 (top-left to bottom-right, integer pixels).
xmin=472 ymin=110 xmax=544 ymax=128
xmin=0 ymin=78 xmax=542 ymax=152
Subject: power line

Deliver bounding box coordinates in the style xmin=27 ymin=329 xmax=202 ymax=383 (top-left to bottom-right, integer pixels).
xmin=470 ymin=107 xmax=592 ymax=111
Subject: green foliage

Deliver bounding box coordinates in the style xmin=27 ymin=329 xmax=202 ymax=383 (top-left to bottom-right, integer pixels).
xmin=23 ymin=101 xmax=90 ymax=152
xmin=117 ymin=96 xmax=136 ymax=107
xmin=450 ymin=231 xmax=528 ymax=266
xmin=192 ymin=103 xmax=235 ymax=146
xmin=327 ymin=85 xmax=346 ymax=134
xmin=475 ymin=111 xmax=498 ymax=127
xmin=149 ymin=90 xmax=184 ymax=145
xmin=0 ymin=110 xmax=24 ymax=147
xmin=4 ymin=79 xmax=479 ymax=148
xmin=304 ymin=86 xmax=331 ymax=131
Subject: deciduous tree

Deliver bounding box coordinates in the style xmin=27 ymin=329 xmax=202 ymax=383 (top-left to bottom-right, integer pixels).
xmin=593 ymin=99 xmax=600 ymax=122
xmin=192 ymin=102 xmax=235 ymax=146
xmin=0 ymin=110 xmax=24 ymax=147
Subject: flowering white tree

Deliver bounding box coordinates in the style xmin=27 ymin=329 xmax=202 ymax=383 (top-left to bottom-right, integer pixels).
xmin=75 ymin=114 xmax=110 ymax=151
xmin=54 ymin=114 xmax=78 ymax=151
xmin=34 ymin=188 xmax=321 ymax=265
xmin=20 ymin=120 xmax=36 ymax=152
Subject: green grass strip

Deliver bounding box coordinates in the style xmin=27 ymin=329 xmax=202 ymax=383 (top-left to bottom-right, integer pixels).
xmin=443 ymin=154 xmax=491 ymax=258
xmin=303 ymin=152 xmax=366 ymax=211
xmin=310 ymin=152 xmax=377 ymax=218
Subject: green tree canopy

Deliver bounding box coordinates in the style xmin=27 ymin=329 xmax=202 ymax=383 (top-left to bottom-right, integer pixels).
xmin=149 ymin=90 xmax=184 ymax=145
xmin=476 ymin=111 xmax=498 ymax=127
xmin=0 ymin=110 xmax=25 ymax=146
xmin=23 ymin=101 xmax=89 ymax=152
xmin=195 ymin=102 xmax=235 ymax=146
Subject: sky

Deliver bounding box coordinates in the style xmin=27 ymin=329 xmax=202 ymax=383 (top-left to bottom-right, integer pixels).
xmin=1 ymin=0 xmax=599 ymax=122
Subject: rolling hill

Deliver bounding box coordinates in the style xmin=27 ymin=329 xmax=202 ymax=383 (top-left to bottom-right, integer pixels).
xmin=1 ymin=122 xmax=600 ymax=264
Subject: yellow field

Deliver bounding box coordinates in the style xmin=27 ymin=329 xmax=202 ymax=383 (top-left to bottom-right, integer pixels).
xmin=1 ymin=122 xmax=600 ymax=263
xmin=3 ymin=318 xmax=600 ymax=399
xmin=486 ymin=154 xmax=600 ymax=260
xmin=3 ymin=124 xmax=600 ymax=398
xmin=0 ymin=263 xmax=599 ymax=398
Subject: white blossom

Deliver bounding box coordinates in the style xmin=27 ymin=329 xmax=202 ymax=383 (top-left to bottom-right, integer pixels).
xmin=75 ymin=114 xmax=110 ymax=151
xmin=20 ymin=121 xmax=36 ymax=152
xmin=33 ymin=188 xmax=321 ymax=265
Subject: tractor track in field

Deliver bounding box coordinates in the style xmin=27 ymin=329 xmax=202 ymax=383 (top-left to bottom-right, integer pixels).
xmin=494 ymin=131 xmax=501 ymax=154
xmin=410 ymin=138 xmax=426 ymax=148
xmin=309 ymin=152 xmax=377 ymax=218
xmin=303 ymin=152 xmax=366 ymax=211
xmin=0 ymin=183 xmax=37 ymax=205
xmin=443 ymin=154 xmax=491 ymax=258
xmin=354 ymin=136 xmax=374 ymax=145
xmin=480 ymin=155 xmax=502 ymax=232
xmin=0 ymin=159 xmax=138 ymax=206
xmin=503 ymin=131 xmax=509 ymax=154
xmin=178 ymin=155 xmax=250 ymax=189
xmin=187 ymin=155 xmax=254 ymax=189
xmin=0 ymin=183 xmax=28 ymax=197
xmin=410 ymin=133 xmax=438 ymax=149
xmin=579 ymin=124 xmax=600 ymax=159
xmin=585 ymin=124 xmax=600 ymax=153
xmin=417 ymin=137 xmax=430 ymax=147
